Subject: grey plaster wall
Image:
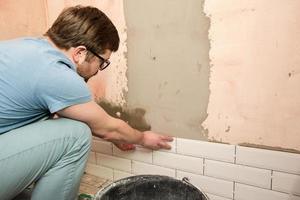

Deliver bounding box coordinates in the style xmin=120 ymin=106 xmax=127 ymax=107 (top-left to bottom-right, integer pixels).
xmin=124 ymin=0 xmax=210 ymax=139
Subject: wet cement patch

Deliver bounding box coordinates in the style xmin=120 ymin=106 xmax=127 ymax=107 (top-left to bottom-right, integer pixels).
xmin=98 ymin=101 xmax=151 ymax=132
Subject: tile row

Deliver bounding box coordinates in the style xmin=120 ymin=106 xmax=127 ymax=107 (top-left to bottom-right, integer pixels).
xmin=92 ymin=137 xmax=300 ymax=174
xmin=88 ymin=150 xmax=300 ymax=196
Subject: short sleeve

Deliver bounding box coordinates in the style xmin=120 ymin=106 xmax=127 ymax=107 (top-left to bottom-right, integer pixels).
xmin=35 ymin=64 xmax=92 ymax=113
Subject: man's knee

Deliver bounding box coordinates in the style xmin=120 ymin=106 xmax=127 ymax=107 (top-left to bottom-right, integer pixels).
xmin=76 ymin=121 xmax=92 ymax=149
xmin=63 ymin=118 xmax=92 ymax=148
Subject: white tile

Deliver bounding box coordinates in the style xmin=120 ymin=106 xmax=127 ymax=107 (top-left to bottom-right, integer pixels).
xmin=236 ymin=146 xmax=300 ymax=174
xmin=113 ymin=170 xmax=134 ymax=181
xmin=206 ymin=193 xmax=232 ymax=200
xmin=87 ymin=151 xmax=96 ymax=164
xmin=273 ymin=171 xmax=300 ymax=196
xmin=85 ymin=164 xmax=113 ymax=180
xmin=153 ymin=151 xmax=203 ymax=174
xmin=132 ymin=161 xmax=175 ymax=177
xmin=96 ymin=153 xmax=131 ymax=173
xmin=92 ymin=139 xmax=112 ymax=155
xmin=113 ymin=145 xmax=153 ymax=163
xmin=176 ymin=170 xmax=233 ymax=199
xmin=205 ymin=159 xmax=271 ymax=189
xmin=177 ymin=138 xmax=235 ymax=163
xmin=158 ymin=137 xmax=177 ymax=153
xmin=235 ymin=183 xmax=294 ymax=200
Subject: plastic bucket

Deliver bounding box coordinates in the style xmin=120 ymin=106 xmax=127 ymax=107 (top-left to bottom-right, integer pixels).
xmin=95 ymin=175 xmax=209 ymax=200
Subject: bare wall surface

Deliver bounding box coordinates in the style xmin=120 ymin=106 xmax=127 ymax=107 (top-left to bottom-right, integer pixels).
xmin=0 ymin=0 xmax=47 ymax=40
xmin=203 ymin=0 xmax=300 ymax=151
xmin=124 ymin=0 xmax=210 ymax=139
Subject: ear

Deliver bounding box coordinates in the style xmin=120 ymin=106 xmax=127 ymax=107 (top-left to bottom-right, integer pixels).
xmin=72 ymin=46 xmax=87 ymax=65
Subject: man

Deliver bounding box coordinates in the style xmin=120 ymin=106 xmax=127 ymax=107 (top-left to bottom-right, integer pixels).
xmin=0 ymin=5 xmax=173 ymax=200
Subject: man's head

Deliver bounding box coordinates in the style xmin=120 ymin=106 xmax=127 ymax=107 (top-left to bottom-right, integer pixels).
xmin=45 ymin=5 xmax=119 ymax=81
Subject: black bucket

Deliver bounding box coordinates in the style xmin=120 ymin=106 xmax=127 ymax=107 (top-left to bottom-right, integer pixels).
xmin=95 ymin=175 xmax=209 ymax=200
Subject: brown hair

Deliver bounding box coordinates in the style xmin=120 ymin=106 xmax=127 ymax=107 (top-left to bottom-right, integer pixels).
xmin=45 ymin=5 xmax=119 ymax=54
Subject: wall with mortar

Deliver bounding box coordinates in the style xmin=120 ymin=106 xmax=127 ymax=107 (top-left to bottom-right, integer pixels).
xmin=124 ymin=0 xmax=210 ymax=140
xmin=123 ymin=0 xmax=300 ymax=152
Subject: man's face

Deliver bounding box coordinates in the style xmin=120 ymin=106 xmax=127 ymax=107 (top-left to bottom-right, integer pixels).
xmin=76 ymin=49 xmax=112 ymax=82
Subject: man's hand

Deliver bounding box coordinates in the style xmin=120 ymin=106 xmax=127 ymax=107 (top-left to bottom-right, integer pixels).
xmin=114 ymin=143 xmax=136 ymax=151
xmin=113 ymin=132 xmax=173 ymax=151
xmin=141 ymin=131 xmax=173 ymax=150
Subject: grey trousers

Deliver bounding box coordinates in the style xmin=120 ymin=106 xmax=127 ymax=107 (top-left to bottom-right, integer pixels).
xmin=0 ymin=118 xmax=92 ymax=200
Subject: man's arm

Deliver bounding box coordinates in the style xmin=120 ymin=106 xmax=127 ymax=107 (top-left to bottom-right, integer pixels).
xmin=56 ymin=101 xmax=173 ymax=150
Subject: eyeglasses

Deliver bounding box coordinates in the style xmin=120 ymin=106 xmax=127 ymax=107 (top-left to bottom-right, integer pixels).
xmin=88 ymin=49 xmax=111 ymax=71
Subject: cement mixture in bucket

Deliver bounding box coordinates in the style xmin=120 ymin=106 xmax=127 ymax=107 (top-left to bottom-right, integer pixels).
xmin=95 ymin=175 xmax=209 ymax=200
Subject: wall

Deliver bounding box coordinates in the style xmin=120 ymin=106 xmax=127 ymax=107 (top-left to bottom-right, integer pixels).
xmin=124 ymin=0 xmax=211 ymax=140
xmin=123 ymin=0 xmax=300 ymax=151
xmin=1 ymin=1 xmax=300 ymax=199
xmin=203 ymin=0 xmax=300 ymax=151
xmin=0 ymin=0 xmax=47 ymax=40
xmin=0 ymin=0 xmax=299 ymax=151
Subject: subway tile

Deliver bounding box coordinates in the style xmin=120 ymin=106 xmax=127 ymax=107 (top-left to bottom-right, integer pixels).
xmin=113 ymin=145 xmax=153 ymax=163
xmin=96 ymin=153 xmax=131 ymax=173
xmin=206 ymin=193 xmax=233 ymax=200
xmin=87 ymin=151 xmax=96 ymax=164
xmin=153 ymin=151 xmax=203 ymax=174
xmin=176 ymin=170 xmax=234 ymax=199
xmin=234 ymin=183 xmax=299 ymax=200
xmin=236 ymin=146 xmax=300 ymax=174
xmin=113 ymin=170 xmax=134 ymax=181
xmin=177 ymin=138 xmax=235 ymax=163
xmin=92 ymin=139 xmax=112 ymax=155
xmin=132 ymin=161 xmax=175 ymax=177
xmin=85 ymin=164 xmax=113 ymax=180
xmin=205 ymin=159 xmax=271 ymax=189
xmin=272 ymin=171 xmax=300 ymax=196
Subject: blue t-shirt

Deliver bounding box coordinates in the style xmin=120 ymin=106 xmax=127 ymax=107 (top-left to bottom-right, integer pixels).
xmin=0 ymin=37 xmax=91 ymax=134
